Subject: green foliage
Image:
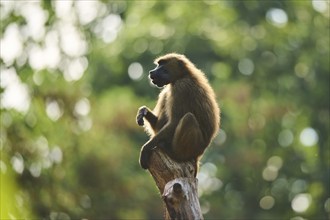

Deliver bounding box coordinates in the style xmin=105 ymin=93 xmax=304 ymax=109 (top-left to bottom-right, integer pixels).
xmin=0 ymin=0 xmax=329 ymax=219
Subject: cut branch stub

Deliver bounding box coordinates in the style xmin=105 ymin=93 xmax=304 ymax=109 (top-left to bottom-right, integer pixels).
xmin=162 ymin=178 xmax=203 ymax=220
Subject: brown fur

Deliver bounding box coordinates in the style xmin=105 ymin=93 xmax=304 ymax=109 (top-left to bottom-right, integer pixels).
xmin=136 ymin=53 xmax=220 ymax=170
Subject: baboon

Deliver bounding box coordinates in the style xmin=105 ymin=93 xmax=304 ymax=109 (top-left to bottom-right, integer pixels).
xmin=136 ymin=53 xmax=220 ymax=170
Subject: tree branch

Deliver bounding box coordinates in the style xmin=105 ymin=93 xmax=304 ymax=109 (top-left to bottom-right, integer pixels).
xmin=147 ymin=147 xmax=203 ymax=220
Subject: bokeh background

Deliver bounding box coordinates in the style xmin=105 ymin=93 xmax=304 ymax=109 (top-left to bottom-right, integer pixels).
xmin=1 ymin=0 xmax=329 ymax=219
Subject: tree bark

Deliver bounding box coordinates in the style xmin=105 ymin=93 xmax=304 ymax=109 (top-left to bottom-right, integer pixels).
xmin=147 ymin=148 xmax=203 ymax=220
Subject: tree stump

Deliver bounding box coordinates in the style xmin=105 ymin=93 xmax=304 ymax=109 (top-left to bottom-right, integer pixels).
xmin=147 ymin=148 xmax=203 ymax=220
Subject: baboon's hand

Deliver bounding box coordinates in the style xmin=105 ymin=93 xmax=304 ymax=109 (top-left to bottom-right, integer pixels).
xmin=136 ymin=106 xmax=148 ymax=126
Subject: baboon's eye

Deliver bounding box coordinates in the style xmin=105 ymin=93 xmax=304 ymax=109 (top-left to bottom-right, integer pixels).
xmin=158 ymin=59 xmax=167 ymax=65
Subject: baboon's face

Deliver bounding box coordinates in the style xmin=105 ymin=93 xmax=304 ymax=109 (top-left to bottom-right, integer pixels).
xmin=149 ymin=60 xmax=171 ymax=88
